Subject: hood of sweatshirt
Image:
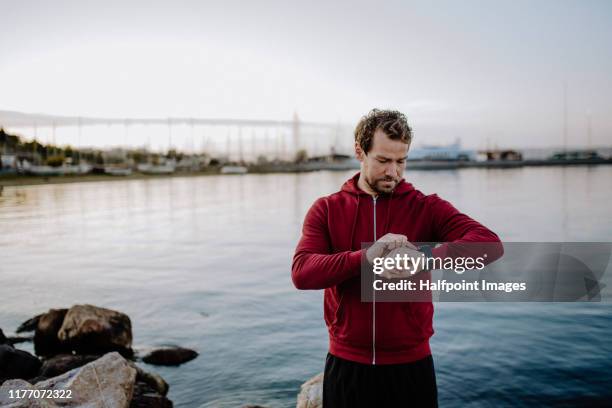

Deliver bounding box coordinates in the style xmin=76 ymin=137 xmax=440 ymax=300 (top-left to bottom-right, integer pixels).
xmin=340 ymin=172 xmax=417 ymax=241
xmin=340 ymin=172 xmax=416 ymax=197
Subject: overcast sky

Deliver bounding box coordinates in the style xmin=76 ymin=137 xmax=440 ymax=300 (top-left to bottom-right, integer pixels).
xmin=1 ymin=0 xmax=611 ymax=149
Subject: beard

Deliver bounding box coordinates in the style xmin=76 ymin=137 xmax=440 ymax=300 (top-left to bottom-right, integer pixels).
xmin=366 ymin=175 xmax=399 ymax=194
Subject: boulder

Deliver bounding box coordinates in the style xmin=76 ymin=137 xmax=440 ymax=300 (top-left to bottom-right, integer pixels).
xmin=0 ymin=344 xmax=42 ymax=384
xmin=296 ymin=372 xmax=323 ymax=408
xmin=8 ymin=334 xmax=34 ymax=345
xmin=16 ymin=314 xmax=43 ymax=333
xmin=0 ymin=328 xmax=8 ymax=345
xmin=0 ymin=352 xmax=137 ymax=408
xmin=39 ymin=353 xmax=101 ymax=378
xmin=0 ymin=380 xmax=44 ymax=407
xmin=0 ymin=328 xmax=30 ymax=347
xmin=130 ymin=364 xmax=169 ymax=396
xmin=130 ymin=381 xmax=173 ymax=408
xmin=141 ymin=346 xmax=198 ymax=366
xmin=57 ymin=304 xmax=133 ymax=357
xmin=34 ymin=308 xmax=69 ymax=357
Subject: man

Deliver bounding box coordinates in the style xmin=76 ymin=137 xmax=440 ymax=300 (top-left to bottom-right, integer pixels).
xmin=291 ymin=109 xmax=502 ymax=407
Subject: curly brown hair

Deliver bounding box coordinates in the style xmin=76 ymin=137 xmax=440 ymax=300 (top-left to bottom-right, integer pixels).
xmin=354 ymin=109 xmax=412 ymax=154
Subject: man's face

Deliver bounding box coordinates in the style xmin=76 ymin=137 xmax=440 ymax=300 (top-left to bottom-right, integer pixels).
xmin=356 ymin=129 xmax=409 ymax=194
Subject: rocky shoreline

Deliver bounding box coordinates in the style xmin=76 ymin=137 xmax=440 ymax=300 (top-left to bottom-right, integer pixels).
xmin=0 ymin=304 xmax=197 ymax=407
xmin=0 ymin=304 xmax=323 ymax=408
xmin=0 ymin=305 xmax=323 ymax=408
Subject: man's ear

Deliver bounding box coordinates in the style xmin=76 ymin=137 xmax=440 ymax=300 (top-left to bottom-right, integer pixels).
xmin=355 ymin=142 xmax=365 ymax=162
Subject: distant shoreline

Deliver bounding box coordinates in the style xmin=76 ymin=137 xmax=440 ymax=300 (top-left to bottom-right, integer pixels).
xmin=0 ymin=171 xmax=221 ymax=187
xmin=2 ymin=158 xmax=612 ymax=188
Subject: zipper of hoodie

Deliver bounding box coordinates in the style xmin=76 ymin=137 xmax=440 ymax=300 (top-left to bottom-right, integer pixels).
xmin=372 ymin=195 xmax=377 ymax=365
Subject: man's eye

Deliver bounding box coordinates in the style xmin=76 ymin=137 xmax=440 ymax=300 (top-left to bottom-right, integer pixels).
xmin=377 ymin=159 xmax=388 ymax=164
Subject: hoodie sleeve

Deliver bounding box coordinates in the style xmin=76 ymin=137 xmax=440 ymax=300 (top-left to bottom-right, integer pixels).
xmin=292 ymin=197 xmax=364 ymax=290
xmin=428 ymin=195 xmax=504 ymax=264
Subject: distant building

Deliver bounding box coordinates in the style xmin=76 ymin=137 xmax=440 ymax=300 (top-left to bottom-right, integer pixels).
xmin=409 ymin=140 xmax=475 ymax=161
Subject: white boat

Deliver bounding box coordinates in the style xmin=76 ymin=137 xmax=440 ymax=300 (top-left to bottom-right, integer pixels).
xmin=77 ymin=163 xmax=93 ymax=174
xmin=62 ymin=164 xmax=93 ymax=175
xmin=27 ymin=165 xmax=64 ymax=176
xmin=220 ymin=165 xmax=248 ymax=174
xmin=26 ymin=164 xmax=92 ymax=176
xmin=137 ymin=162 xmax=176 ymax=174
xmin=409 ymin=140 xmax=475 ymax=161
xmin=104 ymin=167 xmax=133 ymax=176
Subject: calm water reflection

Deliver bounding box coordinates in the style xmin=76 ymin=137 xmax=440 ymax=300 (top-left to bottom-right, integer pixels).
xmin=1 ymin=166 xmax=611 ymax=407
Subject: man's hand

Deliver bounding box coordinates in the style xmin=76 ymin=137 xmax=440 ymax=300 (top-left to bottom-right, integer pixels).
xmin=379 ymin=246 xmax=425 ymax=279
xmin=366 ymin=233 xmax=416 ymax=264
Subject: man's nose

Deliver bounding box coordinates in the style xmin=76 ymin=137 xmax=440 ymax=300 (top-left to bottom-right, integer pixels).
xmin=384 ymin=164 xmax=396 ymax=177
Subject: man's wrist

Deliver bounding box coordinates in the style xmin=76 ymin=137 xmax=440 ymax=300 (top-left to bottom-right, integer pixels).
xmin=418 ymin=244 xmax=434 ymax=259
xmin=417 ymin=245 xmax=434 ymax=272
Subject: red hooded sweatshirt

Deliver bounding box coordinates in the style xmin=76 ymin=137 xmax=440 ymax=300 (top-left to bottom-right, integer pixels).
xmin=292 ymin=173 xmax=503 ymax=365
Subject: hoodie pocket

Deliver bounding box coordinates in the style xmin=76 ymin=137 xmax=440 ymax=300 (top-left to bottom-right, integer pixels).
xmin=375 ymin=302 xmax=433 ymax=351
xmin=330 ymin=291 xmax=345 ymax=329
xmin=405 ymin=302 xmax=434 ymax=340
xmin=331 ymin=287 xmax=372 ymax=348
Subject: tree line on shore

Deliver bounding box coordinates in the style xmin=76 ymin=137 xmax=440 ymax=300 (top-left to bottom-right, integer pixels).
xmin=0 ymin=128 xmax=311 ymax=171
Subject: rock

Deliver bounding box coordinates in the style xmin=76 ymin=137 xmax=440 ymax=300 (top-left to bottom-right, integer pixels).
xmin=124 ymin=362 xmax=171 ymax=406
xmin=130 ymin=363 xmax=169 ymax=396
xmin=0 ymin=380 xmax=45 ymax=407
xmin=130 ymin=381 xmax=173 ymax=408
xmin=57 ymin=304 xmax=133 ymax=357
xmin=0 ymin=344 xmax=42 ymax=383
xmin=0 ymin=351 xmax=137 ymax=408
xmin=34 ymin=308 xmax=69 ymax=357
xmin=39 ymin=353 xmax=101 ymax=378
xmin=0 ymin=328 xmax=8 ymax=345
xmin=0 ymin=329 xmax=29 ymax=347
xmin=296 ymin=372 xmax=323 ymax=408
xmin=8 ymin=334 xmax=34 ymax=345
xmin=31 ymin=305 xmax=134 ymax=358
xmin=141 ymin=347 xmax=198 ymax=366
xmin=16 ymin=313 xmax=43 ymax=333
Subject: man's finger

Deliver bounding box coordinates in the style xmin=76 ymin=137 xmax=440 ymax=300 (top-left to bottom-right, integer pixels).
xmin=390 ymin=235 xmax=408 ymax=250
xmin=403 ymin=241 xmax=417 ymax=250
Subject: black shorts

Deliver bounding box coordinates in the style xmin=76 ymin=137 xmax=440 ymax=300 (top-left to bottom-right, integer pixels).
xmin=323 ymin=353 xmax=438 ymax=408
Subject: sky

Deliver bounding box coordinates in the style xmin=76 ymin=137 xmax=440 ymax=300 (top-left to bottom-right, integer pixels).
xmin=1 ymin=0 xmax=611 ymax=151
